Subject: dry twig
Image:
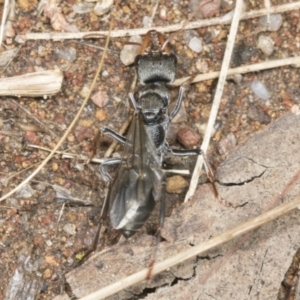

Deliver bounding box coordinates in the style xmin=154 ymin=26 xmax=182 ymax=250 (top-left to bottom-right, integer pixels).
xmin=18 ymin=2 xmax=300 ymax=41
xmin=184 ymin=0 xmax=243 ymax=202
xmin=0 ymin=0 xmax=10 ymax=45
xmin=173 ymin=56 xmax=300 ymax=86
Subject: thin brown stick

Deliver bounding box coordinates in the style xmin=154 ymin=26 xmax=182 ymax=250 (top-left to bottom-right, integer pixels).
xmin=0 ymin=23 xmax=113 ymax=203
xmin=19 ymin=2 xmax=300 ymax=41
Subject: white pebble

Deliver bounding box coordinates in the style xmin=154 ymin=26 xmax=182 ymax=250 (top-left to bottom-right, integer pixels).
xmin=142 ymin=16 xmax=152 ymax=28
xmin=251 ymin=80 xmax=272 ymax=100
xmin=63 ymin=224 xmax=76 ymax=235
xmin=120 ymin=35 xmax=142 ymax=66
xmin=259 ymin=14 xmax=283 ymax=31
xmin=0 ymin=48 xmax=18 ymax=67
xmin=94 ymin=0 xmax=114 ymax=16
xmin=188 ymin=36 xmax=203 ymax=53
xmin=257 ymin=35 xmax=274 ymax=56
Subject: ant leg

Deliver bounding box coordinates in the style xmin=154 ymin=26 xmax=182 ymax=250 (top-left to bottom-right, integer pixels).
xmin=147 ymin=176 xmax=166 ymax=280
xmin=101 ymin=127 xmax=127 ymax=144
xmin=167 ymin=146 xmax=221 ymax=199
xmin=169 ymin=85 xmax=187 ymax=120
xmin=90 ymin=157 xmax=123 ymax=253
xmin=169 ymin=76 xmax=195 ymax=120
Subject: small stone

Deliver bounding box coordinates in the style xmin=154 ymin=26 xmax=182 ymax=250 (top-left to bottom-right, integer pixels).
xmin=94 ymin=0 xmax=114 ymax=16
xmin=160 ymin=7 xmax=167 ymax=20
xmin=52 ymin=162 xmax=59 ymax=172
xmin=78 ymin=119 xmax=93 ymax=127
xmin=63 ymin=223 xmax=76 ymax=235
xmin=43 ymin=268 xmax=53 ymax=279
xmin=142 ymin=16 xmax=152 ymax=27
xmin=79 ymin=85 xmax=90 ymax=98
xmin=218 ymin=133 xmax=237 ymax=155
xmin=54 ymin=47 xmax=77 ymax=62
xmin=251 ymin=80 xmax=272 ymax=100
xmin=257 ymin=35 xmax=274 ymax=56
xmin=16 ymin=184 xmax=34 ymax=198
xmin=291 ymin=104 xmax=300 ymax=115
xmin=91 ymin=90 xmax=109 ymax=107
xmin=122 ymin=5 xmax=130 ymax=14
xmin=188 ymin=36 xmax=203 ymax=53
xmin=177 ymin=126 xmax=201 ymax=148
xmin=0 ymin=48 xmax=19 ymax=67
xmin=5 ymin=25 xmax=15 ymax=38
xmin=45 ymin=255 xmax=59 ymax=267
xmin=95 ymin=109 xmax=106 ymax=121
xmin=23 ymin=131 xmax=41 ymax=145
xmin=166 ymin=175 xmax=189 ymax=194
xmin=259 ymin=14 xmax=283 ymax=31
xmin=120 ymin=35 xmax=142 ymax=66
xmin=190 ymin=0 xmax=220 ymax=19
xmin=227 ymin=74 xmax=243 ymax=84
xmin=18 ymin=0 xmax=37 ymax=10
xmin=74 ymin=125 xmax=94 ymax=142
xmin=248 ymin=104 xmax=271 ymax=124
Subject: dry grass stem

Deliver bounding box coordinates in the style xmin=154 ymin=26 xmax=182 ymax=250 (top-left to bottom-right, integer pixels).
xmin=27 ymin=144 xmax=105 ymax=164
xmin=0 ymin=23 xmax=112 ymax=203
xmin=0 ymin=0 xmax=10 ymax=46
xmin=184 ymin=0 xmax=243 ymax=202
xmin=173 ymin=56 xmax=300 ymax=86
xmin=9 ymin=99 xmax=58 ymax=138
xmin=0 ymin=69 xmax=63 ymax=97
xmin=19 ymin=2 xmax=300 ymax=41
xmin=79 ymin=194 xmax=300 ymax=300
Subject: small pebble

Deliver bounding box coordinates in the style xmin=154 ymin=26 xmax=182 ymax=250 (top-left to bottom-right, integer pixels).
xmin=16 ymin=184 xmax=34 ymax=198
xmin=189 ymin=0 xmax=220 ymax=19
xmin=166 ymin=175 xmax=189 ymax=194
xmin=227 ymin=73 xmax=243 ymax=84
xmin=291 ymin=104 xmax=300 ymax=115
xmin=177 ymin=126 xmax=201 ymax=148
xmin=248 ymin=104 xmax=271 ymax=124
xmin=94 ymin=0 xmax=114 ymax=16
xmin=120 ymin=35 xmax=142 ymax=66
xmin=91 ymin=90 xmax=109 ymax=107
xmin=72 ymin=2 xmax=94 ymax=14
xmin=188 ymin=36 xmax=203 ymax=53
xmin=52 ymin=162 xmax=59 ymax=172
xmin=74 ymin=125 xmax=94 ymax=142
xmin=54 ymin=47 xmax=77 ymax=62
xmin=218 ymin=133 xmax=237 ymax=155
xmin=63 ymin=224 xmax=76 ymax=235
xmin=142 ymin=16 xmax=152 ymax=28
xmin=250 ymin=80 xmax=272 ymax=100
xmin=259 ymin=14 xmax=283 ymax=31
xmin=0 ymin=48 xmax=19 ymax=67
xmin=257 ymin=35 xmax=274 ymax=56
xmin=95 ymin=109 xmax=107 ymax=121
xmin=160 ymin=7 xmax=167 ymax=20
xmin=43 ymin=268 xmax=53 ymax=279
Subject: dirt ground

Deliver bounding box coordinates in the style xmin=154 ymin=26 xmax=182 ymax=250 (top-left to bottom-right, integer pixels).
xmin=0 ymin=0 xmax=300 ymax=299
